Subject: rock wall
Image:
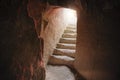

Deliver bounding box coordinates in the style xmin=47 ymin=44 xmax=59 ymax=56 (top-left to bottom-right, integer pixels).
xmin=0 ymin=0 xmax=45 ymax=80
xmin=74 ymin=0 xmax=120 ymax=80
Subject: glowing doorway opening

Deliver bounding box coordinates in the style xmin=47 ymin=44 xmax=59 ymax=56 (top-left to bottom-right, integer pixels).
xmin=63 ymin=8 xmax=77 ymax=28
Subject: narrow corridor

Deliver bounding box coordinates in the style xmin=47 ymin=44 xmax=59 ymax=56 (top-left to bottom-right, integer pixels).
xmin=46 ymin=25 xmax=77 ymax=80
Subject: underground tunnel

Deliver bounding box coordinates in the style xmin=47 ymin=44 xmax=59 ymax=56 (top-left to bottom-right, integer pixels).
xmin=42 ymin=7 xmax=77 ymax=80
xmin=0 ymin=0 xmax=120 ymax=80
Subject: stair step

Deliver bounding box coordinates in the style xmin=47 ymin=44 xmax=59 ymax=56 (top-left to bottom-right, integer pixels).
xmin=60 ymin=38 xmax=76 ymax=44
xmin=53 ymin=49 xmax=75 ymax=58
xmin=56 ymin=43 xmax=76 ymax=49
xmin=64 ymin=29 xmax=76 ymax=33
xmin=52 ymin=55 xmax=74 ymax=61
xmin=48 ymin=55 xmax=74 ymax=66
xmin=66 ymin=27 xmax=76 ymax=30
xmin=62 ymin=33 xmax=76 ymax=38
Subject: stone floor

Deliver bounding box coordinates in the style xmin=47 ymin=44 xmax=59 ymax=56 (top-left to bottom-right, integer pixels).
xmin=46 ymin=65 xmax=75 ymax=80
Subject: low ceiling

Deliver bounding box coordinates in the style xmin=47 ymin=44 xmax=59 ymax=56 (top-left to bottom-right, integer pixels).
xmin=41 ymin=0 xmax=77 ymax=8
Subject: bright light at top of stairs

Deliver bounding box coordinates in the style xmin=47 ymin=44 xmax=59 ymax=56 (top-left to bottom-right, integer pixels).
xmin=63 ymin=8 xmax=77 ymax=27
xmin=65 ymin=9 xmax=76 ymax=17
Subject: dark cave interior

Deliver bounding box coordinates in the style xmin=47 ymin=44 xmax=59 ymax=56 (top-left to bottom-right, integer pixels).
xmin=0 ymin=0 xmax=120 ymax=80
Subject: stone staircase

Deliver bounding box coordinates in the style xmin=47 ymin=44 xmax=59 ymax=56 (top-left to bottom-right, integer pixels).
xmin=48 ymin=26 xmax=76 ymax=67
xmin=46 ymin=25 xmax=77 ymax=80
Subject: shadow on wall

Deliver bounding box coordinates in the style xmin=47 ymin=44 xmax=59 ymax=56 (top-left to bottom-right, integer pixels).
xmin=67 ymin=66 xmax=86 ymax=80
xmin=42 ymin=20 xmax=48 ymax=31
xmin=0 ymin=0 xmax=46 ymax=80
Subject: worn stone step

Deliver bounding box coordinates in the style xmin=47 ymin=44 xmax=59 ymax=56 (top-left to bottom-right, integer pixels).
xmin=60 ymin=38 xmax=76 ymax=44
xmin=66 ymin=27 xmax=76 ymax=30
xmin=48 ymin=55 xmax=74 ymax=66
xmin=53 ymin=49 xmax=75 ymax=58
xmin=64 ymin=29 xmax=76 ymax=33
xmin=56 ymin=43 xmax=76 ymax=50
xmin=62 ymin=33 xmax=76 ymax=38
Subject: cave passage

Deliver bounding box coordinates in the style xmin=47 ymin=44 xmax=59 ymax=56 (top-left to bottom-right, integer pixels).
xmin=44 ymin=7 xmax=78 ymax=80
xmin=1 ymin=0 xmax=120 ymax=80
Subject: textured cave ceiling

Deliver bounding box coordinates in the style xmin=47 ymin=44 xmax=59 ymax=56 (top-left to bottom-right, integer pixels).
xmin=41 ymin=0 xmax=76 ymax=8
